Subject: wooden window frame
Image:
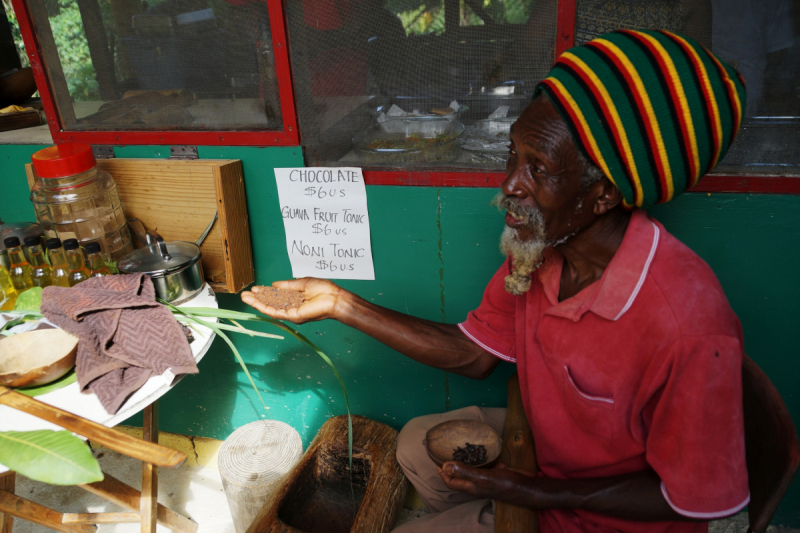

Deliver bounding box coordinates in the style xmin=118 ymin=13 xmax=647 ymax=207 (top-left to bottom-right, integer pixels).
xmin=10 ymin=0 xmax=299 ymax=146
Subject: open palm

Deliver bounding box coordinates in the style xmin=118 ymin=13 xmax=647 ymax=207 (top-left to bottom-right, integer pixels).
xmin=241 ymin=278 xmax=341 ymax=324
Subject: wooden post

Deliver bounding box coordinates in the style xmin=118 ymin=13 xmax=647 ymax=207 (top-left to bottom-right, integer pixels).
xmin=218 ymin=421 xmax=303 ymax=533
xmin=25 ymin=0 xmax=78 ymax=126
xmin=140 ymin=402 xmax=158 ymax=533
xmin=495 ymin=373 xmax=539 ymax=533
xmin=0 ymin=472 xmax=15 ymax=533
xmin=76 ymin=0 xmax=118 ymax=100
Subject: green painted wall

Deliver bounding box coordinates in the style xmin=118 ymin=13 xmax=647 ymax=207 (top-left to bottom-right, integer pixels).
xmin=1 ymin=144 xmax=798 ymax=526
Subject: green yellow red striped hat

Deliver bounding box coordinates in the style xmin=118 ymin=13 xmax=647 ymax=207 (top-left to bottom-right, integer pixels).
xmin=535 ymin=29 xmax=746 ymax=208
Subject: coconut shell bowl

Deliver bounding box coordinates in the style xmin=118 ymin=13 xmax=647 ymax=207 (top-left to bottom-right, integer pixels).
xmin=0 ymin=67 xmax=37 ymax=107
xmin=0 ymin=329 xmax=78 ymax=388
xmin=424 ymin=419 xmax=503 ymax=468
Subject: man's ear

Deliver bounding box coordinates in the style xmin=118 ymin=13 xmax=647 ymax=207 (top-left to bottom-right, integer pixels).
xmin=592 ymin=178 xmax=624 ymax=215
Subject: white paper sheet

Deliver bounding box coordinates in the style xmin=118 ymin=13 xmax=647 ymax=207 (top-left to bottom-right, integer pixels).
xmin=274 ymin=167 xmax=375 ymax=280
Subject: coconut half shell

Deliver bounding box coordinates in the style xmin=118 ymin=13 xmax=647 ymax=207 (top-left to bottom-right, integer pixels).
xmin=0 ymin=329 xmax=79 ymax=388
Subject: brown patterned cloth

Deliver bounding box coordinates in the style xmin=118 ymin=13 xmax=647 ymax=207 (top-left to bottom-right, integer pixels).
xmin=41 ymin=274 xmax=198 ymax=414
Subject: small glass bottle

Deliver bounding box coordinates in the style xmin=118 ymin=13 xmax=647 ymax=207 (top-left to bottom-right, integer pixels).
xmin=63 ymin=238 xmax=90 ymax=287
xmin=0 ymin=263 xmax=17 ymax=311
xmin=85 ymin=242 xmax=111 ymax=278
xmin=45 ymin=238 xmax=71 ymax=288
xmin=3 ymin=236 xmax=34 ymax=292
xmin=25 ymin=235 xmax=52 ymax=288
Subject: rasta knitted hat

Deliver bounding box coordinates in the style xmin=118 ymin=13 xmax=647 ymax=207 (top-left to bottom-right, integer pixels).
xmin=534 ymin=29 xmax=746 ymax=208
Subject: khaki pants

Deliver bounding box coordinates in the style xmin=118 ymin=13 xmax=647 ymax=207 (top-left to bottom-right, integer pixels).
xmin=393 ymin=406 xmax=507 ymax=533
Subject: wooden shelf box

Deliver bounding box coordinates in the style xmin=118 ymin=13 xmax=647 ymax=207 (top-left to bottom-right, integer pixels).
xmin=26 ymin=158 xmax=254 ymax=294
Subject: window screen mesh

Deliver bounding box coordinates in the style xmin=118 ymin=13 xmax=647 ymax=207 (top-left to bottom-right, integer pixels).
xmin=27 ymin=0 xmax=282 ymax=131
xmin=575 ymin=0 xmax=800 ymax=174
xmin=287 ymin=0 xmax=557 ymax=169
xmin=289 ymin=0 xmax=799 ymax=175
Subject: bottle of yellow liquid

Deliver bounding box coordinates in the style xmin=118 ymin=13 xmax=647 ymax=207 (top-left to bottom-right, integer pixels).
xmin=0 ymin=264 xmax=17 ymax=311
xmin=3 ymin=236 xmax=34 ymax=291
xmin=45 ymin=238 xmax=71 ymax=288
xmin=85 ymin=242 xmax=111 ymax=278
xmin=25 ymin=235 xmax=52 ymax=288
xmin=63 ymin=239 xmax=90 ymax=286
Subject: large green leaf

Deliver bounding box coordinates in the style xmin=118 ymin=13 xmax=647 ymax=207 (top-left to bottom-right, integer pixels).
xmin=16 ymin=369 xmax=77 ymax=397
xmin=14 ymin=287 xmax=43 ymax=312
xmin=0 ymin=430 xmax=103 ymax=485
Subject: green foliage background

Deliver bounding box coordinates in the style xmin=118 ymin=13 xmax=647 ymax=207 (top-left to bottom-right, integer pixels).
xmin=386 ymin=0 xmax=534 ymax=35
xmin=2 ymin=0 xmax=534 ymax=100
xmin=3 ymin=0 xmax=101 ymax=100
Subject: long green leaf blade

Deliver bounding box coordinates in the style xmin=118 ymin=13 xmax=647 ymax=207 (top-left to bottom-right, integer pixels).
xmin=166 ymin=303 xmax=354 ymax=477
xmin=17 ymin=370 xmax=77 ymax=397
xmin=0 ymin=430 xmax=103 ymax=485
xmin=166 ymin=308 xmax=270 ymax=412
xmin=173 ymin=316 xmax=283 ymax=340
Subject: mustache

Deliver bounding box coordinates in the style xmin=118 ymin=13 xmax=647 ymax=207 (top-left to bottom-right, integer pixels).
xmin=491 ymin=193 xmax=543 ymax=226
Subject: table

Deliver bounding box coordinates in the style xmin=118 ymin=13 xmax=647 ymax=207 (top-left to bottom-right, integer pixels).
xmin=0 ymin=285 xmax=218 ymax=533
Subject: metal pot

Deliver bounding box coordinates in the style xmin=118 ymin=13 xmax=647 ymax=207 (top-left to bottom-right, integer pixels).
xmin=117 ymin=221 xmax=204 ymax=304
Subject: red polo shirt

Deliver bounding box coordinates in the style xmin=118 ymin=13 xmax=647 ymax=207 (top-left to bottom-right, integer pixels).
xmin=459 ymin=210 xmax=749 ymax=533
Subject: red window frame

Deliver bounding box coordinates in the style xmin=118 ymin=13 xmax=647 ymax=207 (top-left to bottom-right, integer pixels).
xmin=10 ymin=0 xmax=299 ymax=146
xmin=358 ymin=0 xmax=800 ymax=195
xmin=10 ymin=0 xmax=800 ymax=194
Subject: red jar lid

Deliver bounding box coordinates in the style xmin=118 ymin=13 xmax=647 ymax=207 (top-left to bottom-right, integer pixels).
xmin=31 ymin=143 xmax=96 ymax=178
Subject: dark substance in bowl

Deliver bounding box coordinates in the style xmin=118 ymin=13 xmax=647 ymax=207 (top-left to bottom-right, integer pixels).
xmin=425 ymin=419 xmax=502 ymax=468
xmin=452 ymin=443 xmax=488 ymax=466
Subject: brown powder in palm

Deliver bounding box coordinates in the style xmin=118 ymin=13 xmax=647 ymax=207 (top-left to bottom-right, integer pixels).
xmin=253 ymin=286 xmax=305 ymax=310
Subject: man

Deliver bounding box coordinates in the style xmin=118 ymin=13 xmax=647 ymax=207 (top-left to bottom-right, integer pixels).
xmin=242 ymin=29 xmax=749 ymax=533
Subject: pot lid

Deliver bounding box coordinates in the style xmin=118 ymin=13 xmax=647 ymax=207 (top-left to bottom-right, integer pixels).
xmin=0 ymin=222 xmax=42 ymax=253
xmin=118 ymin=241 xmax=201 ymax=276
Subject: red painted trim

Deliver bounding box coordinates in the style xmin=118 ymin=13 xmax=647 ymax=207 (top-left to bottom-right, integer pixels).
xmin=11 ymin=0 xmax=300 ymax=147
xmin=269 ymin=0 xmax=300 ymax=145
xmin=52 ymin=130 xmax=298 ymax=146
xmin=362 ymin=170 xmax=800 ymax=195
xmin=690 ymin=175 xmax=800 ymax=195
xmin=364 ymin=170 xmax=506 ymax=188
xmin=556 ymin=0 xmax=576 ymax=58
xmin=11 ymin=0 xmax=60 ymax=142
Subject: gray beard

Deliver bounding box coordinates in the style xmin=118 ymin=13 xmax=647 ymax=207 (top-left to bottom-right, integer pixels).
xmin=492 ymin=194 xmax=549 ymax=296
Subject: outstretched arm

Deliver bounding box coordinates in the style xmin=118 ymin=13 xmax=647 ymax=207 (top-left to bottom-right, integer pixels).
xmin=439 ymin=464 xmax=699 ymax=522
xmin=241 ymin=278 xmax=500 ymax=379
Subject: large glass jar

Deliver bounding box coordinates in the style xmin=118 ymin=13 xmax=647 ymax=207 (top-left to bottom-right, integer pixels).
xmin=30 ymin=144 xmax=133 ymax=262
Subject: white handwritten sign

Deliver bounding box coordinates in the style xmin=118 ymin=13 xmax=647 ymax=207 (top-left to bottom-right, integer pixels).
xmin=274 ymin=168 xmax=375 ymax=280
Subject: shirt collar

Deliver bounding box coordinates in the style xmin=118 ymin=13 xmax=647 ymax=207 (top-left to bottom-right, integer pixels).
xmin=535 ymin=210 xmax=660 ymax=322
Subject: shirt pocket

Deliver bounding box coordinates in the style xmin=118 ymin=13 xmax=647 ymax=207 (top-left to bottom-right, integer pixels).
xmin=560 ymin=365 xmax=615 ymax=443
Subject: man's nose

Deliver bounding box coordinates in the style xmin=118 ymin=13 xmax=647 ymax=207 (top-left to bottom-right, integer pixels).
xmin=502 ymin=161 xmax=529 ymax=198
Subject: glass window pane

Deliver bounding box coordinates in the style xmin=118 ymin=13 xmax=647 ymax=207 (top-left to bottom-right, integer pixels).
xmin=27 ymin=0 xmax=283 ymax=132
xmin=287 ymin=0 xmax=557 ymax=169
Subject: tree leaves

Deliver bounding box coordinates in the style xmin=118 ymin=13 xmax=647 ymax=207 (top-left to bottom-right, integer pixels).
xmin=14 ymin=287 xmax=43 ymax=312
xmin=0 ymin=430 xmax=103 ymax=485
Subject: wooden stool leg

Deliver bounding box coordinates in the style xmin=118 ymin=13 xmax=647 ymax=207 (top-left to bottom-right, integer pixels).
xmin=141 ymin=402 xmax=159 ymax=533
xmin=0 ymin=472 xmax=15 ymax=533
xmin=0 ymin=489 xmax=95 ymax=533
xmin=80 ymin=474 xmax=197 ymax=533
xmin=495 ymin=372 xmax=539 ymax=533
